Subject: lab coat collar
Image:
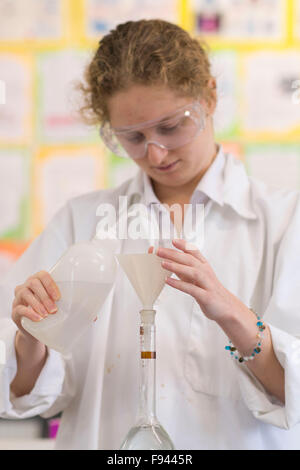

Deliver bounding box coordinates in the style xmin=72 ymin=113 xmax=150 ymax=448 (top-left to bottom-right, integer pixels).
xmin=222 ymin=153 xmax=258 ymax=220
xmin=125 ymin=144 xmax=257 ymax=220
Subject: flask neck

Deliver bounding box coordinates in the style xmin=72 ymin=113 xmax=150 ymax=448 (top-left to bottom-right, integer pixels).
xmin=137 ymin=309 xmax=158 ymax=425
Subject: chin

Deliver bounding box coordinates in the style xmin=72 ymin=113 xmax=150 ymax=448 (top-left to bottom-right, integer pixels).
xmin=154 ymin=173 xmax=188 ymax=187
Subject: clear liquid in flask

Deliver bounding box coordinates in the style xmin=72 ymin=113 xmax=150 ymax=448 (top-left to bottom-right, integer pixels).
xmin=22 ymin=280 xmax=113 ymax=355
xmin=120 ymin=423 xmax=174 ymax=450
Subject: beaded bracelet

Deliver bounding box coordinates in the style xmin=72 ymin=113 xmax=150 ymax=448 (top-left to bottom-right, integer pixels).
xmin=225 ymin=309 xmax=266 ymax=363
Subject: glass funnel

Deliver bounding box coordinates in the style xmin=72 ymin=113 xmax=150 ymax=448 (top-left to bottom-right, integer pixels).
xmin=117 ymin=253 xmax=174 ymax=450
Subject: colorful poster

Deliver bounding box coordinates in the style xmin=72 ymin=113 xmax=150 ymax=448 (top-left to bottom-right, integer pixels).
xmin=34 ymin=147 xmax=106 ymax=232
xmin=192 ymin=0 xmax=285 ymax=40
xmin=246 ymin=144 xmax=300 ymax=190
xmin=0 ymin=149 xmax=30 ymax=240
xmin=37 ymin=50 xmax=96 ymax=143
xmin=85 ymin=0 xmax=178 ymax=37
xmin=0 ymin=0 xmax=63 ymax=41
xmin=211 ymin=51 xmax=239 ymax=138
xmin=0 ymin=54 xmax=32 ymax=143
xmin=242 ymin=51 xmax=300 ymax=134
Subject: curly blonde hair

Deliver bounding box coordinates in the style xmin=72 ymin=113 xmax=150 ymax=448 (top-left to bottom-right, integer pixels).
xmin=79 ymin=19 xmax=216 ymax=125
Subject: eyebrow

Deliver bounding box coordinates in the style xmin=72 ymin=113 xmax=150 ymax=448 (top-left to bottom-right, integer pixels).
xmin=114 ymin=112 xmax=181 ymax=133
xmin=113 ymin=103 xmax=192 ymax=132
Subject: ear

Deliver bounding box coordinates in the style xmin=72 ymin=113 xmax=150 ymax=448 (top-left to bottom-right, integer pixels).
xmin=205 ymin=77 xmax=217 ymax=115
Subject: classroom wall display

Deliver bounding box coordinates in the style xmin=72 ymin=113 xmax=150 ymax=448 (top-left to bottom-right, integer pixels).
xmin=33 ymin=146 xmax=106 ymax=234
xmin=37 ymin=49 xmax=96 ymax=143
xmin=0 ymin=54 xmax=33 ymax=144
xmin=191 ymin=0 xmax=286 ymax=41
xmin=241 ymin=50 xmax=300 ymax=136
xmin=0 ymin=0 xmax=299 ymax=280
xmin=85 ymin=0 xmax=178 ymax=37
xmin=0 ymin=0 xmax=65 ymax=41
xmin=0 ymin=149 xmax=30 ymax=241
xmin=211 ymin=50 xmax=239 ymax=138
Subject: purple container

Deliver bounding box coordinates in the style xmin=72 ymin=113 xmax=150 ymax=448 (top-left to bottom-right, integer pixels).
xmin=48 ymin=418 xmax=60 ymax=439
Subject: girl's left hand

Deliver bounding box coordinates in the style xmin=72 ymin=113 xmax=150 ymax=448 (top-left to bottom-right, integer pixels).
xmin=154 ymin=239 xmax=249 ymax=324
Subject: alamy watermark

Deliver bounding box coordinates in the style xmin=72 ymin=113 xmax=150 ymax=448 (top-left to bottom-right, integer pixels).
xmin=0 ymin=340 xmax=6 ymax=365
xmin=0 ymin=80 xmax=5 ymax=105
xmin=292 ymin=79 xmax=300 ymax=105
xmin=95 ymin=197 xmax=205 ymax=250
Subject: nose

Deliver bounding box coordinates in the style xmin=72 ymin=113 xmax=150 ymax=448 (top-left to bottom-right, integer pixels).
xmin=146 ymin=142 xmax=169 ymax=166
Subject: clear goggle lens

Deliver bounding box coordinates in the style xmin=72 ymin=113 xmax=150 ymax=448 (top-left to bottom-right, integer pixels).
xmin=100 ymin=102 xmax=206 ymax=159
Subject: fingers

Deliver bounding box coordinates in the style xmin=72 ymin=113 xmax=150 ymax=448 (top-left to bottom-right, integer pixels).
xmin=155 ymin=239 xmax=209 ymax=293
xmin=25 ymin=275 xmax=59 ymax=314
xmin=12 ymin=305 xmax=45 ymax=340
xmin=171 ymin=239 xmax=207 ymax=263
xmin=161 ymin=259 xmax=205 ymax=286
xmin=165 ymin=275 xmax=206 ymax=298
xmin=15 ymin=287 xmax=50 ymax=317
xmin=12 ymin=271 xmax=61 ymax=334
xmin=12 ymin=303 xmax=47 ymax=339
xmin=156 ymin=245 xmax=198 ymax=267
xmin=155 ymin=239 xmax=206 ymax=267
xmin=35 ymin=271 xmax=61 ymax=302
xmin=13 ymin=304 xmax=44 ymax=323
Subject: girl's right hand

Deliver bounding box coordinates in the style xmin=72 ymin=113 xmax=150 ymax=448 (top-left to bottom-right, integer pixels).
xmin=12 ymin=271 xmax=61 ymax=339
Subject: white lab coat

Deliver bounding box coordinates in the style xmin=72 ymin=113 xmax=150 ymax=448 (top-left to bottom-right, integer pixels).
xmin=1 ymin=145 xmax=300 ymax=450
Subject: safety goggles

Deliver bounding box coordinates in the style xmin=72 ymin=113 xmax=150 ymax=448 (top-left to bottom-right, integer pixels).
xmin=99 ymin=101 xmax=206 ymax=159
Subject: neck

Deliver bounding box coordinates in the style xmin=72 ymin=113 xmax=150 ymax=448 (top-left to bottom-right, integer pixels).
xmin=137 ymin=309 xmax=158 ymax=425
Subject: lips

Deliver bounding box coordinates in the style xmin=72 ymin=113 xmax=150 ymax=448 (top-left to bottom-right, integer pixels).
xmin=155 ymin=160 xmax=179 ymax=172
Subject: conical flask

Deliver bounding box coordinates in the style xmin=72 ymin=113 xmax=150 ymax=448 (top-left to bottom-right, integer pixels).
xmin=117 ymin=253 xmax=174 ymax=450
xmin=21 ymin=238 xmax=119 ymax=356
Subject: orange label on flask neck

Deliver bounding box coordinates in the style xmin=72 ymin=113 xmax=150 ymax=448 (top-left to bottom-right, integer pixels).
xmin=141 ymin=351 xmax=156 ymax=359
